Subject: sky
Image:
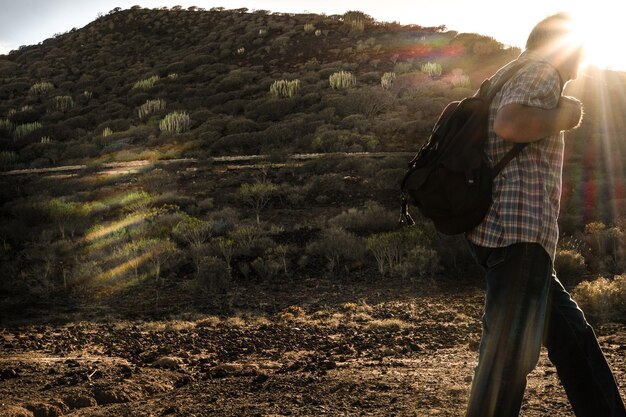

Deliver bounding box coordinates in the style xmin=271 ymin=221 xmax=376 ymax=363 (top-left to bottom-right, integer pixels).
xmin=0 ymin=0 xmax=622 ymax=69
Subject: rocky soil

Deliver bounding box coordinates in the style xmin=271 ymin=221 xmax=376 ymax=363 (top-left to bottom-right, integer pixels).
xmin=1 ymin=281 xmax=624 ymax=417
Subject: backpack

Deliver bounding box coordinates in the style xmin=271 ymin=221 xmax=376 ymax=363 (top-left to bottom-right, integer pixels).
xmin=399 ymin=62 xmax=526 ymax=235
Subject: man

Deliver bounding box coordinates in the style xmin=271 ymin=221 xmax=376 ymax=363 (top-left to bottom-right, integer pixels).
xmin=465 ymin=13 xmax=626 ymax=417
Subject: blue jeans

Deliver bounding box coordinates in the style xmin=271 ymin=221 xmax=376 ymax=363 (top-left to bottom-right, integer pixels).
xmin=466 ymin=242 xmax=626 ymax=417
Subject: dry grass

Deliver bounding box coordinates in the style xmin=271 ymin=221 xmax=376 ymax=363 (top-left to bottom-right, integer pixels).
xmin=195 ymin=315 xmax=222 ymax=328
xmin=365 ymin=318 xmax=410 ymax=331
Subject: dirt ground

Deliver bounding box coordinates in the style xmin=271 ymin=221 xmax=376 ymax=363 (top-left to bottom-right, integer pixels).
xmin=1 ymin=280 xmax=624 ymax=417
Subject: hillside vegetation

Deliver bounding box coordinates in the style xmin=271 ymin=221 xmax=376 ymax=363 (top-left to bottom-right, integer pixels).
xmin=0 ymin=7 xmax=625 ymax=323
xmin=0 ymin=6 xmax=518 ymax=167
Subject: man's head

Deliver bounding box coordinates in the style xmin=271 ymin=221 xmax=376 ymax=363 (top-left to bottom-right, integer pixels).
xmin=526 ymin=13 xmax=584 ymax=81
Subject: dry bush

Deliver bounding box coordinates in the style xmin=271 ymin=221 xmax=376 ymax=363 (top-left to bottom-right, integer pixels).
xmin=306 ymin=226 xmax=365 ymax=273
xmin=554 ymin=249 xmax=586 ymax=286
xmin=328 ymin=201 xmax=397 ymax=234
xmin=573 ymin=275 xmax=626 ymax=321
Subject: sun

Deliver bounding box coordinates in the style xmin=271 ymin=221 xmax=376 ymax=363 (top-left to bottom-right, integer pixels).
xmin=569 ymin=5 xmax=626 ymax=71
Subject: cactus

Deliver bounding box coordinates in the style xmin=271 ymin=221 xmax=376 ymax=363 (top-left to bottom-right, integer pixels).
xmin=0 ymin=119 xmax=13 ymax=132
xmin=329 ymin=71 xmax=357 ymax=89
xmin=269 ymin=79 xmax=300 ymax=98
xmin=258 ymin=28 xmax=268 ymax=37
xmin=40 ymin=136 xmax=52 ymax=144
xmin=137 ymin=99 xmax=166 ymax=119
xmin=237 ymin=47 xmax=245 ymax=55
xmin=29 ymin=82 xmax=54 ymax=95
xmin=381 ymin=72 xmax=396 ymax=90
xmin=0 ymin=151 xmax=19 ymax=169
xmin=315 ymin=29 xmax=322 ymax=37
xmin=304 ymin=23 xmax=315 ymax=33
xmin=132 ymin=75 xmax=160 ymax=90
xmin=102 ymin=127 xmax=113 ymax=137
xmin=451 ymin=74 xmax=471 ymax=88
xmin=14 ymin=122 xmax=42 ymax=139
xmin=160 ymin=111 xmax=191 ymax=134
xmin=53 ymin=95 xmax=74 ymax=112
xmin=343 ymin=11 xmax=371 ymax=32
xmin=421 ymin=62 xmax=442 ymax=78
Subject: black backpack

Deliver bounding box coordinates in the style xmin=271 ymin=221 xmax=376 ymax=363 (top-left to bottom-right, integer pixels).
xmin=399 ymin=62 xmax=526 ymax=235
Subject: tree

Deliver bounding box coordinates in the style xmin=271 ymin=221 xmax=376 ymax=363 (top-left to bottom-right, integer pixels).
xmin=237 ymin=182 xmax=278 ymax=224
xmin=173 ymin=215 xmax=213 ymax=277
xmin=143 ymin=238 xmax=177 ymax=282
xmin=44 ymin=198 xmax=89 ymax=239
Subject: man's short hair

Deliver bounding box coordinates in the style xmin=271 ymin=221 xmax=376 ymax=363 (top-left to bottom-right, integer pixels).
xmin=526 ymin=13 xmax=576 ymax=51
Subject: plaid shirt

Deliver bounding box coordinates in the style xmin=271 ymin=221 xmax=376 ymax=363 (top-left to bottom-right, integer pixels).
xmin=466 ymin=51 xmax=564 ymax=262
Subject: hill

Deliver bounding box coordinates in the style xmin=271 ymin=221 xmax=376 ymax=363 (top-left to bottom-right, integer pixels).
xmin=0 ymin=6 xmax=520 ymax=169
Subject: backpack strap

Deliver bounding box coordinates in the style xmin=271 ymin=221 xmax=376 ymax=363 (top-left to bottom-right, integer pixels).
xmin=485 ymin=61 xmax=529 ymax=177
xmin=492 ymin=142 xmax=527 ymax=177
xmin=482 ymin=61 xmax=526 ymax=101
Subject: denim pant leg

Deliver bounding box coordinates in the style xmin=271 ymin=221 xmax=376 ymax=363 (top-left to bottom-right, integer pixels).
xmin=544 ymin=275 xmax=626 ymax=417
xmin=466 ymin=242 xmax=552 ymax=417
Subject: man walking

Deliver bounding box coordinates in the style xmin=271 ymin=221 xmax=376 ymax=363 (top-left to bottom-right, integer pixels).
xmin=465 ymin=13 xmax=626 ymax=417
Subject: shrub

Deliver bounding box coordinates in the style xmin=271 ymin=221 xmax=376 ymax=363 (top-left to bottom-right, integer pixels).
xmin=311 ymin=127 xmax=378 ymax=152
xmin=583 ymin=222 xmax=625 ymax=274
xmin=197 ymin=256 xmax=230 ymax=292
xmin=237 ymin=182 xmax=279 ymax=224
xmin=554 ymin=249 xmax=586 ymax=286
xmin=328 ymin=201 xmax=397 ymax=234
xmin=42 ymin=198 xmax=90 ymax=239
xmin=160 ymin=111 xmax=191 ymax=134
xmin=573 ymin=275 xmax=626 ymax=321
xmin=366 ymin=227 xmax=433 ymax=278
xmin=329 ymin=71 xmax=357 ymax=89
xmin=173 ymin=215 xmax=213 ymax=248
xmin=395 ymin=246 xmax=441 ymax=281
xmin=269 ymin=79 xmax=300 ymax=98
xmin=306 ymin=227 xmax=365 ymax=272
xmin=173 ymin=215 xmax=213 ymax=277
xmin=140 ymin=238 xmax=177 ymax=282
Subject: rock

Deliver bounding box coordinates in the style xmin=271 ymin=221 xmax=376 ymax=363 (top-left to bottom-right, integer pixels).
xmin=0 ymin=405 xmax=34 ymax=417
xmin=92 ymin=387 xmax=130 ymax=405
xmin=118 ymin=364 xmax=133 ymax=378
xmin=209 ymin=363 xmax=243 ymax=378
xmin=153 ymin=356 xmax=182 ymax=369
xmin=468 ymin=338 xmax=481 ymax=352
xmin=0 ymin=368 xmax=20 ymax=380
xmin=253 ymin=373 xmax=269 ymax=383
xmin=62 ymin=394 xmax=97 ymax=409
xmin=24 ymin=403 xmax=63 ymax=417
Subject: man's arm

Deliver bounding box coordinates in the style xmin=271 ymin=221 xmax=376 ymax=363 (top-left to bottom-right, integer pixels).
xmin=493 ymin=96 xmax=583 ymax=143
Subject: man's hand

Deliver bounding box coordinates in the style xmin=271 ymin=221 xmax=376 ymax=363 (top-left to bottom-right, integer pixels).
xmin=558 ymin=96 xmax=583 ymax=130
